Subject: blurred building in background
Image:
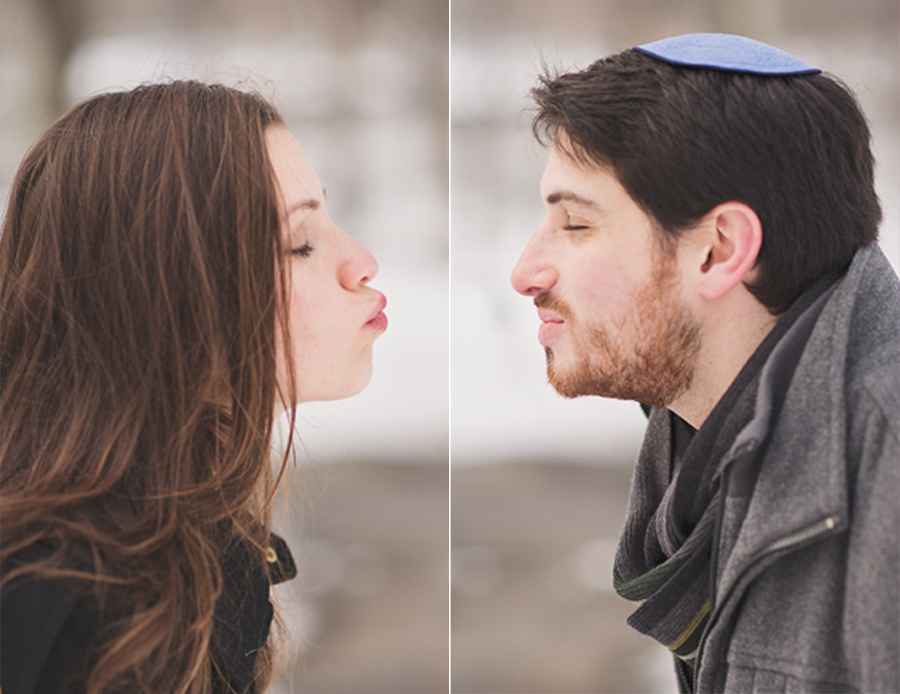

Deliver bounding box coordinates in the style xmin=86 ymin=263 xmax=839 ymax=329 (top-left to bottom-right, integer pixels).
xmin=451 ymin=1 xmax=898 ymax=692
xmin=1 ymin=1 xmax=448 ymax=692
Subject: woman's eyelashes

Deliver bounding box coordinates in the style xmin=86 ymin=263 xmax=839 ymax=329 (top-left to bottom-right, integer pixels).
xmin=290 ymin=242 xmax=314 ymax=258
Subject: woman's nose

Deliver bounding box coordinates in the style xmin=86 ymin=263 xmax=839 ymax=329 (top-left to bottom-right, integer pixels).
xmin=338 ymin=229 xmax=379 ymax=289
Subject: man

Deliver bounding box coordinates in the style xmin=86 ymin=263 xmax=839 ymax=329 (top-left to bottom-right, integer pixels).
xmin=511 ymin=34 xmax=899 ymax=693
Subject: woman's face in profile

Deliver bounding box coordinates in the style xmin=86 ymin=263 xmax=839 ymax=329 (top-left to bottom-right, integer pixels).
xmin=267 ymin=125 xmax=387 ymax=411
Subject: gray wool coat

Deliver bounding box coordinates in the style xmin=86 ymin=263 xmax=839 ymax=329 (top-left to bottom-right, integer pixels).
xmin=645 ymin=245 xmax=900 ymax=693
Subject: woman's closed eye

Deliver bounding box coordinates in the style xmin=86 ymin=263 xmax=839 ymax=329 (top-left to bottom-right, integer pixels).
xmin=290 ymin=243 xmax=314 ymax=258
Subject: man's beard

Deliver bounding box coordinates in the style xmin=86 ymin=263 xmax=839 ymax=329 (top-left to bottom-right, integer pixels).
xmin=536 ymin=256 xmax=700 ymax=408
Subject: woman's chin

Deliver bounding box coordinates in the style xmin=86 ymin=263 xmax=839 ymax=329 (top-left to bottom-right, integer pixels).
xmin=278 ymin=364 xmax=374 ymax=412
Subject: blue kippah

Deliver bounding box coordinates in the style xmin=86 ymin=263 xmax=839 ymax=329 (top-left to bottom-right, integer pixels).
xmin=634 ymin=33 xmax=820 ymax=76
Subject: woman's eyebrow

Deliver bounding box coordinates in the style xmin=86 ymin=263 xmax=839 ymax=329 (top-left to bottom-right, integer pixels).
xmin=285 ymin=198 xmax=320 ymax=220
xmin=284 ymin=188 xmax=327 ymax=221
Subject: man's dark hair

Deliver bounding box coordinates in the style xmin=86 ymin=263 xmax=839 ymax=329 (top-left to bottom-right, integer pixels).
xmin=531 ymin=49 xmax=881 ymax=314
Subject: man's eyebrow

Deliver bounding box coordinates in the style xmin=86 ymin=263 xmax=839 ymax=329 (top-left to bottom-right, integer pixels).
xmin=545 ymin=191 xmax=598 ymax=208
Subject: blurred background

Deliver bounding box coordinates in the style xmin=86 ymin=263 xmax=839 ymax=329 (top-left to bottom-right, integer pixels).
xmin=4 ymin=0 xmax=899 ymax=691
xmin=451 ymin=0 xmax=899 ymax=692
xmin=1 ymin=0 xmax=448 ymax=692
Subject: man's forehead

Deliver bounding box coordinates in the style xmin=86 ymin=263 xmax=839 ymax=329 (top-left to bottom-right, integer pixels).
xmin=540 ymin=145 xmax=614 ymax=203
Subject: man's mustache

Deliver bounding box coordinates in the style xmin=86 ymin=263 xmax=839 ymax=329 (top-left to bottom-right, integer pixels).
xmin=534 ymin=291 xmax=574 ymax=321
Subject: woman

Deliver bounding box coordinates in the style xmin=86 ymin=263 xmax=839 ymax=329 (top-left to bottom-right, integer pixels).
xmin=0 ymin=81 xmax=387 ymax=693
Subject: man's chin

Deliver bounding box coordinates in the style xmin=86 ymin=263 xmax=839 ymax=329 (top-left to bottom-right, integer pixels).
xmin=544 ymin=347 xmax=574 ymax=396
xmin=545 ymin=351 xmax=605 ymax=400
xmin=545 ymin=350 xmax=683 ymax=406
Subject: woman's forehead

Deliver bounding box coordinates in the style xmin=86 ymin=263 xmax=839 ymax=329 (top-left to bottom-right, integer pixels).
xmin=266 ymin=125 xmax=324 ymax=218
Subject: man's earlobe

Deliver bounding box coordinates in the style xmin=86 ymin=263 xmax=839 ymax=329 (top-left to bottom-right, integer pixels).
xmin=696 ymin=202 xmax=763 ymax=301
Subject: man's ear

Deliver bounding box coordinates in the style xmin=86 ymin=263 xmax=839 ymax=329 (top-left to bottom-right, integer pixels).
xmin=694 ymin=202 xmax=763 ymax=301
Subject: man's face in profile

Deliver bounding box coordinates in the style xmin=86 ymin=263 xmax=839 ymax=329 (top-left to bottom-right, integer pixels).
xmin=511 ymin=140 xmax=701 ymax=407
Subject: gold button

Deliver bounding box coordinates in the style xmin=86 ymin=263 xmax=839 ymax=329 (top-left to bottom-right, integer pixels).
xmin=266 ymin=547 xmax=278 ymax=563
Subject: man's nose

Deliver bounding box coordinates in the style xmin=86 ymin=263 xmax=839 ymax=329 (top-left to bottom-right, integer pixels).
xmin=511 ymin=229 xmax=558 ymax=297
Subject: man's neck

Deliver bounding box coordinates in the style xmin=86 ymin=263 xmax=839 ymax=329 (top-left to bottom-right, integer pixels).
xmin=667 ymin=293 xmax=778 ymax=429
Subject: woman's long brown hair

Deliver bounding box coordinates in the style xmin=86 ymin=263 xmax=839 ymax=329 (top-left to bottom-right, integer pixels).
xmin=1 ymin=81 xmax=297 ymax=693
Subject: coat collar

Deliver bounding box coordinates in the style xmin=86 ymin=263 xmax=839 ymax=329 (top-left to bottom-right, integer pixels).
xmin=715 ymin=245 xmax=894 ymax=594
